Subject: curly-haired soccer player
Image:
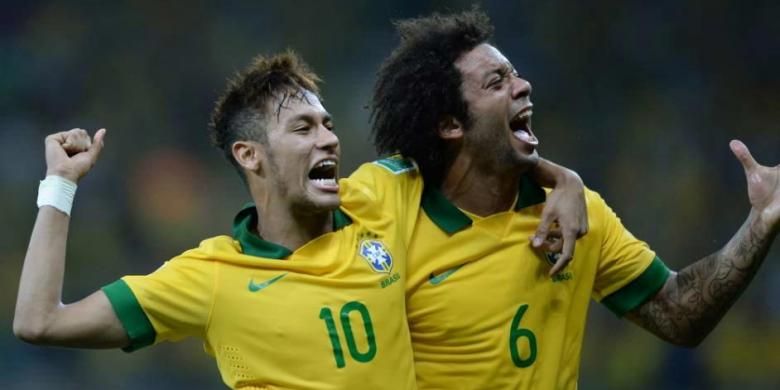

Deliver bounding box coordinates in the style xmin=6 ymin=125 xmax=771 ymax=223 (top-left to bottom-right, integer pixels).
xmin=371 ymin=9 xmax=780 ymax=389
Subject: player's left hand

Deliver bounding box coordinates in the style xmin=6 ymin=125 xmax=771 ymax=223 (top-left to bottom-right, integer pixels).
xmin=731 ymin=140 xmax=780 ymax=234
xmin=532 ymin=172 xmax=589 ymax=275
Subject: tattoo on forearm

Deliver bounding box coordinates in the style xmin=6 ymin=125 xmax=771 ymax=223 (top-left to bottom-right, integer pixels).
xmin=629 ymin=218 xmax=774 ymax=346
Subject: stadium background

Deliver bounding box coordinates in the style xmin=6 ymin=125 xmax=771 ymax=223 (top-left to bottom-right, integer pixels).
xmin=1 ymin=0 xmax=778 ymax=388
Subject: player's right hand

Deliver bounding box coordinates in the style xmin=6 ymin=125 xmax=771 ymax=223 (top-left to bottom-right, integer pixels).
xmin=45 ymin=128 xmax=106 ymax=183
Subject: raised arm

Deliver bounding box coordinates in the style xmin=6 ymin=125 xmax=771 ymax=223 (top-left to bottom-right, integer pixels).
xmin=13 ymin=128 xmax=129 ymax=348
xmin=529 ymin=158 xmax=589 ymax=275
xmin=626 ymin=140 xmax=779 ymax=347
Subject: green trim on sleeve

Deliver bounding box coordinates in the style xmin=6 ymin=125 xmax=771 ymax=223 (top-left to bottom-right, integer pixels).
xmin=372 ymin=154 xmax=416 ymax=174
xmin=101 ymin=279 xmax=156 ymax=352
xmin=601 ymin=256 xmax=672 ymax=317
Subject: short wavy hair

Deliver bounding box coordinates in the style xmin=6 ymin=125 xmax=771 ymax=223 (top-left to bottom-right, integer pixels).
xmin=209 ymin=51 xmax=321 ymax=177
xmin=371 ymin=9 xmax=493 ymax=186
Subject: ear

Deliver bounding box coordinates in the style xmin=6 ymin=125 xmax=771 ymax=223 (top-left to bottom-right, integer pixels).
xmin=437 ymin=116 xmax=464 ymax=140
xmin=232 ymin=141 xmax=264 ymax=172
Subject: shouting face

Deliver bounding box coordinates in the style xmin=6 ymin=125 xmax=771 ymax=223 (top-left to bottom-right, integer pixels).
xmin=455 ymin=43 xmax=538 ymax=173
xmin=259 ymin=90 xmax=341 ymax=214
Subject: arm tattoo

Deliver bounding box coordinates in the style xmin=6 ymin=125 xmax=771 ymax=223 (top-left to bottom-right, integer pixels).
xmin=626 ymin=214 xmax=775 ymax=346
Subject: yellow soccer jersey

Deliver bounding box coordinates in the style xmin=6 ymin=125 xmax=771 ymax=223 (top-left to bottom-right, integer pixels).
xmin=406 ymin=176 xmax=671 ymax=389
xmin=102 ymin=158 xmax=423 ymax=390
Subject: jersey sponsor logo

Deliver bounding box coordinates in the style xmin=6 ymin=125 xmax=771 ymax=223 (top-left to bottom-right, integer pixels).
xmin=373 ymin=155 xmax=416 ymax=174
xmin=428 ymin=264 xmax=464 ymax=285
xmin=358 ymin=239 xmax=393 ymax=274
xmin=248 ymin=273 xmax=287 ymax=292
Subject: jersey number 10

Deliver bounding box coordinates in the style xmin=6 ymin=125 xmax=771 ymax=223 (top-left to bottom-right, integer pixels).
xmin=319 ymin=301 xmax=378 ymax=368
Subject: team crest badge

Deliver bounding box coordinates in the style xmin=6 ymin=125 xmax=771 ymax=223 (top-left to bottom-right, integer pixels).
xmin=545 ymin=251 xmax=560 ymax=266
xmin=359 ymin=240 xmax=393 ymax=274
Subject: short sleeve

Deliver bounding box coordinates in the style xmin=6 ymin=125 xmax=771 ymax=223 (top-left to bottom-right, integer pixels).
xmin=102 ymin=253 xmax=216 ymax=351
xmin=588 ymin=191 xmax=671 ymax=316
xmin=339 ymin=156 xmax=423 ymax=243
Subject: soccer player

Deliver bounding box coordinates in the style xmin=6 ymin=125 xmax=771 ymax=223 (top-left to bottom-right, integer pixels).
xmin=13 ymin=52 xmax=587 ymax=388
xmin=370 ymin=10 xmax=780 ymax=389
xmin=14 ymin=53 xmax=423 ymax=389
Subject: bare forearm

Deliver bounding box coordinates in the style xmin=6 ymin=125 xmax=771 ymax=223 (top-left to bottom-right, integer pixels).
xmin=531 ymin=158 xmax=581 ymax=188
xmin=14 ymin=207 xmax=71 ymax=339
xmin=628 ymin=209 xmax=777 ymax=346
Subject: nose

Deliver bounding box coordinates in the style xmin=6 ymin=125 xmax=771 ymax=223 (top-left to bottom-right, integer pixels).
xmin=511 ymin=76 xmax=532 ymax=100
xmin=316 ymin=125 xmax=339 ymax=151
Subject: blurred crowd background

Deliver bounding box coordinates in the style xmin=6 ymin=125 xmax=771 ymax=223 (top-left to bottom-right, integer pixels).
xmin=1 ymin=0 xmax=778 ymax=389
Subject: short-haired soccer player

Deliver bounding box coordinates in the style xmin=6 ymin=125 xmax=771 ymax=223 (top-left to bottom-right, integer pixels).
xmin=13 ymin=51 xmax=588 ymax=388
xmin=371 ymin=9 xmax=780 ymax=389
xmin=14 ymin=53 xmax=424 ymax=389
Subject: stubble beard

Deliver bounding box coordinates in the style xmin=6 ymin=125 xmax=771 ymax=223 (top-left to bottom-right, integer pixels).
xmin=468 ymin=123 xmax=529 ymax=175
xmin=266 ymin=149 xmax=334 ymax=217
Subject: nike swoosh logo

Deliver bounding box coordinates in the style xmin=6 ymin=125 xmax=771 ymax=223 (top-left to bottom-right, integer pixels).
xmin=428 ymin=265 xmax=464 ymax=285
xmin=248 ymin=273 xmax=287 ymax=292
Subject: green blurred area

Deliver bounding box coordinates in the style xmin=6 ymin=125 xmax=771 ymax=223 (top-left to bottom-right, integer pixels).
xmin=1 ymin=1 xmax=778 ymax=389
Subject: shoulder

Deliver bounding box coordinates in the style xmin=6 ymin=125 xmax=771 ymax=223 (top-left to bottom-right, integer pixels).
xmin=371 ymin=155 xmax=417 ymax=175
xmin=161 ymin=236 xmax=239 ymax=266
xmin=349 ymin=155 xmax=419 ymax=185
xmin=340 ymin=155 xmax=423 ymax=220
xmin=578 ymin=187 xmax=614 ymax=235
xmin=577 ymin=186 xmax=618 ymax=214
xmin=342 ymin=155 xmax=421 ymax=197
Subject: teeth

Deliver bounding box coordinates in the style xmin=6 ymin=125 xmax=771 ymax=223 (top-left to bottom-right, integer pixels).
xmin=314 ymin=160 xmax=336 ymax=169
xmin=311 ymin=178 xmax=337 ymax=185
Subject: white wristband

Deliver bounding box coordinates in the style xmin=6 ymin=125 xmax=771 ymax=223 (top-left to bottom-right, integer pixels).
xmin=37 ymin=175 xmax=78 ymax=216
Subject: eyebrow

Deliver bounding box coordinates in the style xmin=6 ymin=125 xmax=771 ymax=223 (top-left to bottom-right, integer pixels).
xmin=481 ymin=63 xmax=512 ymax=87
xmin=287 ymin=111 xmax=332 ymax=125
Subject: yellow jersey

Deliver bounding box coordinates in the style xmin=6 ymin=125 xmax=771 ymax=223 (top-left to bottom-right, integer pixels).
xmin=406 ymin=176 xmax=670 ymax=389
xmin=102 ymin=158 xmax=422 ymax=390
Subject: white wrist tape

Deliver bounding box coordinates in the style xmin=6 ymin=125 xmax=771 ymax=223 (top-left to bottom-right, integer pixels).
xmin=37 ymin=176 xmax=78 ymax=216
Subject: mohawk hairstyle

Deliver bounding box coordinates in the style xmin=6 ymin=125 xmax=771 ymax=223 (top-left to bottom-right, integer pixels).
xmin=209 ymin=51 xmax=321 ymax=177
xmin=370 ymin=9 xmax=493 ymax=187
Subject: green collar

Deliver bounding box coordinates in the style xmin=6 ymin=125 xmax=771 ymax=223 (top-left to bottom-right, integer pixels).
xmin=421 ymin=175 xmax=546 ymax=235
xmin=232 ymin=203 xmax=353 ymax=259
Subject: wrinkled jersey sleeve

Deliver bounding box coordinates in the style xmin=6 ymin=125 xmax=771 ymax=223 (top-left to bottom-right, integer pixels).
xmin=589 ymin=191 xmax=671 ymax=316
xmin=101 ymin=252 xmax=216 ymax=352
xmin=340 ymin=155 xmax=423 ymax=243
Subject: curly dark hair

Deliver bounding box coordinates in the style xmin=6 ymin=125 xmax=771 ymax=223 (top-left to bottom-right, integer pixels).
xmin=370 ymin=9 xmax=493 ymax=187
xmin=209 ymin=51 xmax=321 ymax=178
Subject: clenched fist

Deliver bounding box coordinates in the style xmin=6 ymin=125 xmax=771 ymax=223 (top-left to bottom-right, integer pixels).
xmin=45 ymin=128 xmax=106 ymax=183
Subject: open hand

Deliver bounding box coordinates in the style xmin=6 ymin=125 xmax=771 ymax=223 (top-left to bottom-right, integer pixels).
xmin=731 ymin=140 xmax=780 ymax=233
xmin=45 ymin=128 xmax=106 ymax=183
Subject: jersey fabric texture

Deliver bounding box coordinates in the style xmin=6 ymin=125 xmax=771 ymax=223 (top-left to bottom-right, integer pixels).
xmin=102 ymin=159 xmax=422 ymax=390
xmin=406 ymin=176 xmax=671 ymax=390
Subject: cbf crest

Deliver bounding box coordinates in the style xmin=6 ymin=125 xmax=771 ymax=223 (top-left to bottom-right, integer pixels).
xmin=359 ymin=239 xmax=393 ymax=274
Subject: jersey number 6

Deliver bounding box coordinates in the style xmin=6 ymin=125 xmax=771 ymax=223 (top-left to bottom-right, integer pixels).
xmin=509 ymin=304 xmax=538 ymax=368
xmin=319 ymin=301 xmax=378 ymax=369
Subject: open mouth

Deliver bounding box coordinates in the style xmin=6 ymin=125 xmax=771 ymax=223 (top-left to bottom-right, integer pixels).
xmin=308 ymin=159 xmax=339 ymax=191
xmin=509 ymin=109 xmax=539 ymax=147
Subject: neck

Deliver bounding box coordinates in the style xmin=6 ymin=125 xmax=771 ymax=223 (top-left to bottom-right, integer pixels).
xmin=249 ymin=187 xmax=333 ymax=251
xmin=441 ymin=153 xmax=520 ymax=217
